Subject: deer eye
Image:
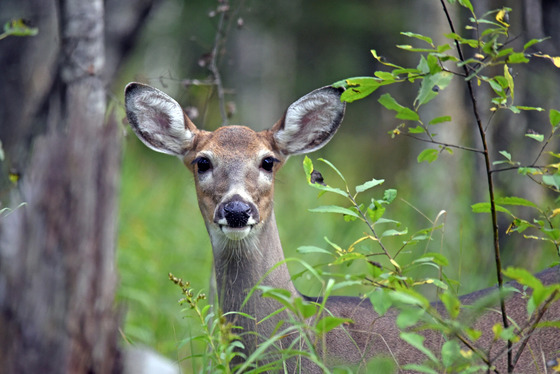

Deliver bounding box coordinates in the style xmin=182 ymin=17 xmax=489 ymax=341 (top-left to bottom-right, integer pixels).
xmin=261 ymin=157 xmax=278 ymax=172
xmin=193 ymin=157 xmax=212 ymax=174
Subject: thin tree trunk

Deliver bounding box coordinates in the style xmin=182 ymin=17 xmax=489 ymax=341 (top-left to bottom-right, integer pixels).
xmin=0 ymin=0 xmax=122 ymax=372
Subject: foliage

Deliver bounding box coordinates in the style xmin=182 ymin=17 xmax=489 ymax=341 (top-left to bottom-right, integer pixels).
xmin=171 ymin=1 xmax=560 ymax=373
xmin=0 ymin=19 xmax=38 ymax=41
xmin=321 ymin=1 xmax=560 ymax=372
xmin=169 ymin=273 xmax=243 ymax=373
xmin=119 ymin=1 xmax=560 ymax=373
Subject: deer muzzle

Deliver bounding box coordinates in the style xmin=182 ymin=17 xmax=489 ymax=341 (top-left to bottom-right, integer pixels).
xmin=214 ymin=195 xmax=259 ymax=240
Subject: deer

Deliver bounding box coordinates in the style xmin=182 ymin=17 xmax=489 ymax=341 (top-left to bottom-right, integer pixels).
xmin=124 ymin=82 xmax=560 ymax=373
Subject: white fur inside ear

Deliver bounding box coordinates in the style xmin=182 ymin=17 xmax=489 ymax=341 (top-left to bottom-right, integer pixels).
xmin=274 ymin=87 xmax=345 ymax=155
xmin=126 ymin=84 xmax=194 ymax=156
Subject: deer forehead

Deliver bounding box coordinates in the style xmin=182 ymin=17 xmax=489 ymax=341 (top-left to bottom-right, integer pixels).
xmin=187 ymin=126 xmax=279 ymax=165
xmin=184 ymin=126 xmax=281 ymax=197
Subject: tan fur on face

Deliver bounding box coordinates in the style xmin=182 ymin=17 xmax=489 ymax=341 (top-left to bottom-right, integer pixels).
xmin=183 ymin=126 xmax=286 ymax=241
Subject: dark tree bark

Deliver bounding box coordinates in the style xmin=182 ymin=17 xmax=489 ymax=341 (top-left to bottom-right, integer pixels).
xmin=0 ymin=0 xmax=159 ymax=373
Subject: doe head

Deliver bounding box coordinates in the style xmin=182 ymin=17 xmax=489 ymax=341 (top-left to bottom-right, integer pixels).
xmin=124 ymin=83 xmax=345 ymax=247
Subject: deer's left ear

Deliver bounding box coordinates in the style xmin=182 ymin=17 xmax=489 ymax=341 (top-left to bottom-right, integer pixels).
xmin=270 ymin=86 xmax=346 ymax=156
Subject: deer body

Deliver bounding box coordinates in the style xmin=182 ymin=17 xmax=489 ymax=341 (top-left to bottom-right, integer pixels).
xmin=125 ymin=82 xmax=560 ymax=373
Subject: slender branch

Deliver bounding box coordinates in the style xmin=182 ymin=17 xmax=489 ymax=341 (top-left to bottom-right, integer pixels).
xmin=405 ymin=134 xmax=485 ymax=154
xmin=490 ymin=165 xmax=547 ymax=174
xmin=209 ymin=2 xmax=229 ymax=125
xmin=347 ymin=193 xmax=402 ymax=276
xmin=511 ymin=289 xmax=559 ymax=368
xmin=531 ymin=129 xmax=557 ymax=166
xmin=439 ymin=1 xmax=512 ymax=370
xmin=488 ymin=289 xmax=560 ymax=370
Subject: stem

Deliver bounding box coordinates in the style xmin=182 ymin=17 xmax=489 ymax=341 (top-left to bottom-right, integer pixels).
xmin=347 ymin=193 xmax=401 ymax=275
xmin=209 ymin=2 xmax=229 ymax=125
xmin=405 ymin=134 xmax=485 ymax=154
xmin=439 ymin=1 xmax=512 ymax=370
xmin=511 ymin=290 xmax=559 ymax=368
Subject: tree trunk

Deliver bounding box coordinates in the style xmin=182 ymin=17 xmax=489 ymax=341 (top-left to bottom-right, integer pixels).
xmin=0 ymin=0 xmax=129 ymax=372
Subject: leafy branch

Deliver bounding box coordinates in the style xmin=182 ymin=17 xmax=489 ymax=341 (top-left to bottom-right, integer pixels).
xmin=326 ymin=1 xmax=560 ymax=372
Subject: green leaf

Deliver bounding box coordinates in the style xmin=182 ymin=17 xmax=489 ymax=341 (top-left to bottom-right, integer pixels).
xmin=312 ymin=184 xmax=348 ymax=198
xmin=408 ymin=125 xmax=426 ymax=134
xmin=445 ymin=32 xmax=478 ymax=48
xmin=293 ymin=297 xmax=318 ymax=319
xmin=378 ymin=93 xmax=419 ymax=121
xmin=524 ymin=38 xmax=547 ymax=51
xmin=401 ymin=364 xmax=438 ymax=374
xmin=515 ymin=106 xmax=544 ymax=112
xmin=458 ymin=0 xmax=474 ymax=12
xmin=429 ymin=116 xmax=452 ymax=125
xmin=502 ymin=267 xmax=543 ymax=290
xmin=415 ymin=71 xmax=453 ymax=107
xmin=381 ymin=228 xmax=408 ymax=237
xmin=383 ymin=189 xmax=397 ymax=204
xmin=355 ymin=178 xmax=385 ymax=194
xmin=369 ymin=289 xmax=393 ymax=316
xmin=303 ymin=156 xmax=314 ymax=180
xmin=507 ymin=52 xmax=530 ymax=64
xmin=317 ymin=316 xmax=351 ymax=335
xmin=499 ymin=150 xmax=512 ymax=161
xmin=441 ymin=340 xmax=461 ymax=368
xmin=367 ymin=201 xmax=386 ymax=223
xmin=525 ymin=132 xmax=544 ymax=142
xmin=309 ymin=205 xmax=361 ymax=219
xmin=494 ymin=196 xmax=538 ymax=208
xmin=550 ymin=109 xmax=560 ymax=130
xmin=331 ymin=251 xmax=366 ymax=265
xmin=401 ymin=31 xmax=433 ymax=45
xmin=396 ymin=307 xmax=425 ymax=329
xmin=518 ymin=167 xmax=541 ymax=175
xmin=365 ymin=356 xmax=397 ymax=374
xmin=504 ymin=64 xmax=514 ymax=102
xmin=417 ymin=149 xmax=439 ymax=163
xmin=543 ymin=173 xmax=560 ymax=189
xmin=417 ymin=55 xmax=430 ymax=74
xmin=304 ymin=157 xmax=348 ymax=197
xmin=440 ymin=291 xmax=461 ymax=319
xmin=374 ymin=71 xmax=396 ymax=81
xmin=488 ymin=78 xmax=504 ymax=94
xmin=543 ymin=227 xmax=560 ymax=241
xmin=318 ymin=158 xmax=346 ymax=183
xmin=400 ymin=332 xmax=438 ymax=363
xmin=471 ymin=202 xmax=512 ymax=215
xmin=420 ymin=252 xmax=449 ymax=266
xmin=390 ymin=289 xmax=429 ymax=308
xmin=3 ymin=19 xmax=39 ymax=37
xmin=297 ymin=246 xmax=332 ymax=255
xmin=341 ymin=77 xmax=382 ymax=103
xmin=371 ymin=49 xmax=403 ymax=69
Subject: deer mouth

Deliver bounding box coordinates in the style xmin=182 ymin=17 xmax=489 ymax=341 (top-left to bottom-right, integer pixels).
xmin=219 ymin=224 xmax=254 ymax=241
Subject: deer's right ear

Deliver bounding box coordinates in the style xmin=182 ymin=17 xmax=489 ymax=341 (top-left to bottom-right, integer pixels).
xmin=124 ymin=83 xmax=197 ymax=156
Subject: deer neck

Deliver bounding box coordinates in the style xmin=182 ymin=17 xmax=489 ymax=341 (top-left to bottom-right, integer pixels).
xmin=211 ymin=212 xmax=298 ymax=321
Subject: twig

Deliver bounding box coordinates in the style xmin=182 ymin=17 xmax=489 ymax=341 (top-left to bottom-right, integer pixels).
xmin=439 ymin=1 xmax=512 ymax=370
xmin=405 ymin=134 xmax=485 ymax=154
xmin=208 ymin=2 xmax=229 ymax=125
xmin=531 ymin=130 xmax=557 ymax=166
xmin=511 ymin=289 xmax=559 ymax=368
xmin=347 ymin=193 xmax=403 ymax=276
xmin=490 ymin=165 xmax=547 ymax=174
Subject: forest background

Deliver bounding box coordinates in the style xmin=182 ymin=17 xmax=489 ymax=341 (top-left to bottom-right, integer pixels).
xmin=0 ymin=0 xmax=559 ymax=372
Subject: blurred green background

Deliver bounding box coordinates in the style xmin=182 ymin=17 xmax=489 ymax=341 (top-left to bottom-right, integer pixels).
xmin=115 ymin=0 xmax=560 ymax=367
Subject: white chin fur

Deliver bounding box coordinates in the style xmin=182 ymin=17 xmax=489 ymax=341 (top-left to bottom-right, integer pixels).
xmin=221 ymin=226 xmax=251 ymax=241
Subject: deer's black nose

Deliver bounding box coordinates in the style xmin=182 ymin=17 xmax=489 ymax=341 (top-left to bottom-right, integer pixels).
xmin=223 ymin=200 xmax=252 ymax=228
